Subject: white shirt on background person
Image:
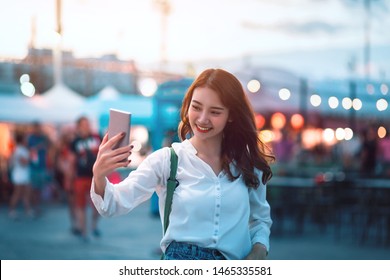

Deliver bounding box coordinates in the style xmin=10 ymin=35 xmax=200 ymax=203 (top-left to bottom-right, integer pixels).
xmin=10 ymin=145 xmax=30 ymax=185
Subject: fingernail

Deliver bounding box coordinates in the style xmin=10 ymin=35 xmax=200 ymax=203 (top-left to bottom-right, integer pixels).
xmin=121 ymin=132 xmax=125 ymax=136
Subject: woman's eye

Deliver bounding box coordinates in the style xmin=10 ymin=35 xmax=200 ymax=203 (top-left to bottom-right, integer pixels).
xmin=191 ymin=105 xmax=200 ymax=111
xmin=211 ymin=111 xmax=221 ymax=115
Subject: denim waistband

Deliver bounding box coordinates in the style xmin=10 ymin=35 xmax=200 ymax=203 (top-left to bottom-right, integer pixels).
xmin=165 ymin=241 xmax=226 ymax=260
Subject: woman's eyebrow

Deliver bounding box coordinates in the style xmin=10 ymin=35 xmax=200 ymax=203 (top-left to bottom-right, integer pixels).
xmin=192 ymin=99 xmax=225 ymax=111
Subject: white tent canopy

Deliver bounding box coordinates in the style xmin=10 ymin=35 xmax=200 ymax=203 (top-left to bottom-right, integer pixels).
xmin=31 ymin=83 xmax=87 ymax=123
xmin=0 ymin=83 xmax=87 ymax=124
xmin=42 ymin=83 xmax=85 ymax=107
xmin=94 ymin=85 xmax=120 ymax=101
xmin=0 ymin=95 xmax=38 ymax=123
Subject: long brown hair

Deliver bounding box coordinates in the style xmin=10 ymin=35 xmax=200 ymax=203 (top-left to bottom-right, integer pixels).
xmin=178 ymin=68 xmax=275 ymax=188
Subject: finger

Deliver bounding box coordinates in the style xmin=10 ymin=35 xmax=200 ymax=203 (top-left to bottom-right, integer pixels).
xmin=94 ymin=157 xmax=127 ymax=177
xmin=109 ymin=132 xmax=126 ymax=148
xmin=98 ymin=147 xmax=130 ymax=166
xmin=102 ymin=132 xmax=125 ymax=150
xmin=99 ymin=133 xmax=114 ymax=151
xmin=111 ymin=144 xmax=132 ymax=156
xmin=111 ymin=151 xmax=131 ymax=163
xmin=113 ymin=160 xmax=131 ymax=170
xmin=101 ymin=133 xmax=108 ymax=144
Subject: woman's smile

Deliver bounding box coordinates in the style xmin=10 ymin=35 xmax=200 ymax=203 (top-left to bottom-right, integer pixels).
xmin=195 ymin=124 xmax=212 ymax=133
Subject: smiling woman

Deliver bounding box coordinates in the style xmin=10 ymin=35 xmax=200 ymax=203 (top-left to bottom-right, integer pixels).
xmin=189 ymin=88 xmax=229 ymax=136
xmin=90 ymin=68 xmax=275 ymax=260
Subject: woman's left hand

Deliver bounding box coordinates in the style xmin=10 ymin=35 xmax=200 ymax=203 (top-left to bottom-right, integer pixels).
xmin=244 ymin=243 xmax=267 ymax=260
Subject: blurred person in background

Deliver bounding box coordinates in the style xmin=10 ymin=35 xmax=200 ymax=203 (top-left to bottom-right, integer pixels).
xmin=272 ymin=129 xmax=295 ymax=164
xmin=70 ymin=116 xmax=101 ymax=241
xmin=339 ymin=134 xmax=361 ymax=173
xmin=359 ymin=126 xmax=378 ymax=178
xmin=0 ymin=124 xmax=12 ymax=204
xmin=27 ymin=121 xmax=50 ymax=216
xmin=91 ymin=68 xmax=274 ymax=260
xmin=378 ymin=129 xmax=390 ymax=177
xmin=0 ymin=154 xmax=10 ymax=204
xmin=8 ymin=132 xmax=33 ymax=219
xmin=55 ymin=131 xmax=77 ymax=234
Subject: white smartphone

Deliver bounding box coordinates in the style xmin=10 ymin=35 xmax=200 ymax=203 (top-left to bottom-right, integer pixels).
xmin=108 ymin=108 xmax=132 ymax=150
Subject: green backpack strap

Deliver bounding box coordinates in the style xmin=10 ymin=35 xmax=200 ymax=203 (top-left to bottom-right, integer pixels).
xmin=163 ymin=147 xmax=179 ymax=234
xmin=161 ymin=147 xmax=178 ymax=260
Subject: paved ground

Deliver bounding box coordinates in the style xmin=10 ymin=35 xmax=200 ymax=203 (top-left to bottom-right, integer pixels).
xmin=0 ymin=201 xmax=389 ymax=260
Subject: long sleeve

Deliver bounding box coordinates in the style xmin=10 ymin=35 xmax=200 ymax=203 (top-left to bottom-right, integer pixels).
xmin=248 ymin=171 xmax=272 ymax=251
xmin=90 ymin=148 xmax=170 ymax=217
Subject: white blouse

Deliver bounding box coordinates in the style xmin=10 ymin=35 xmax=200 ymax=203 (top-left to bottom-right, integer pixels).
xmin=91 ymin=139 xmax=272 ymax=260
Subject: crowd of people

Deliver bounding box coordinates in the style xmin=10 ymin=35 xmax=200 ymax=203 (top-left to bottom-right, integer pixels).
xmin=0 ymin=117 xmax=103 ymax=242
xmin=271 ymin=125 xmax=390 ymax=179
xmin=1 ymin=113 xmax=389 ymax=247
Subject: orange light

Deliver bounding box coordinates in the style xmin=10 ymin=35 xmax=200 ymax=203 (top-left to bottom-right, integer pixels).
xmin=302 ymin=128 xmax=323 ymax=149
xmin=258 ymin=130 xmax=274 ymax=143
xmin=270 ymin=112 xmax=286 ymax=130
xmin=0 ymin=123 xmax=12 ymax=158
xmin=290 ymin=114 xmax=304 ymax=130
xmin=255 ymin=114 xmax=265 ymax=129
xmin=378 ymin=126 xmax=386 ymax=139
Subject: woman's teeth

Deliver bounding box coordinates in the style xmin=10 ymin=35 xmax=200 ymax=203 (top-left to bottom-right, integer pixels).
xmin=197 ymin=125 xmax=211 ymax=131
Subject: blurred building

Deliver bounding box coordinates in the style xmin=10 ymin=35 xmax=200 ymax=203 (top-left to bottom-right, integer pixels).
xmin=0 ymin=48 xmax=139 ymax=96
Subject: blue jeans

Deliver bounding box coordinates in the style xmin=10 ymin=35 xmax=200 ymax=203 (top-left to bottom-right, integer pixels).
xmin=164 ymin=241 xmax=226 ymax=260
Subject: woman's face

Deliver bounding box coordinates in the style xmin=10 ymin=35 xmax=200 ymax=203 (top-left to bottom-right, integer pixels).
xmin=188 ymin=86 xmax=230 ymax=143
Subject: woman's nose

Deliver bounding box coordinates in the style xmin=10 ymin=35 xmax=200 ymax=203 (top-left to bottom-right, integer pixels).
xmin=198 ymin=111 xmax=209 ymax=123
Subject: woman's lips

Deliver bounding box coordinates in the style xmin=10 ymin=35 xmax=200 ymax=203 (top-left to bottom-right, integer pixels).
xmin=196 ymin=125 xmax=211 ymax=133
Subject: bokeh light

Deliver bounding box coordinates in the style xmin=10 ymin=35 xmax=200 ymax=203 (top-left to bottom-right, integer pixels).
xmin=139 ymin=78 xmax=157 ymax=97
xmin=271 ymin=112 xmax=286 ymax=130
xmin=376 ymin=98 xmax=388 ymax=111
xmin=254 ymin=114 xmax=265 ymax=129
xmin=247 ymin=79 xmax=261 ymax=93
xmin=19 ymin=74 xmax=30 ymax=84
xmin=290 ymin=113 xmax=304 ymax=130
xmin=131 ymin=126 xmax=149 ymax=144
xmin=378 ymin=126 xmax=387 ymax=138
xmin=20 ymin=82 xmax=35 ymax=97
xmin=279 ymin=88 xmax=291 ymax=100
xmin=310 ymin=94 xmax=321 ymax=107
xmin=352 ymin=98 xmax=362 ymax=110
xmin=258 ymin=130 xmax=274 ymax=143
xmin=302 ymin=128 xmax=322 ymax=149
xmin=342 ymin=97 xmax=352 ymax=110
xmin=344 ymin=128 xmax=353 ymax=140
xmin=366 ymin=83 xmax=375 ymax=95
xmin=335 ymin=128 xmax=345 ymax=141
xmin=130 ymin=140 xmax=142 ymax=152
xmin=380 ymin=84 xmax=388 ymax=95
xmin=323 ymin=128 xmax=336 ymax=145
xmin=328 ymin=96 xmax=339 ymax=109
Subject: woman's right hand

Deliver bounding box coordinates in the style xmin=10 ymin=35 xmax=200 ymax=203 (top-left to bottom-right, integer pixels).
xmin=92 ymin=132 xmax=133 ymax=196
